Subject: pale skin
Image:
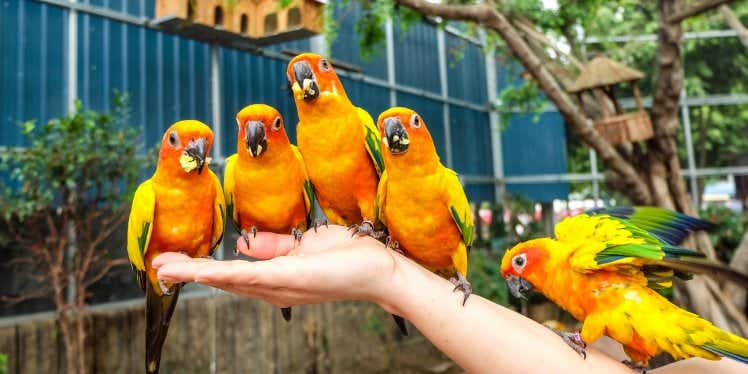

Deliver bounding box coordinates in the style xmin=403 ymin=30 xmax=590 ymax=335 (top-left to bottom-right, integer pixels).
xmin=154 ymin=225 xmax=746 ymax=374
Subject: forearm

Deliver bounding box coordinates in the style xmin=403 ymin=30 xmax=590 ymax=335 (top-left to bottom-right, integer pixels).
xmin=374 ymin=257 xmax=631 ymax=373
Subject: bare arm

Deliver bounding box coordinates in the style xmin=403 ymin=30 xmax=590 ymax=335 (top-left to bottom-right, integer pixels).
xmin=153 ymin=225 xmax=733 ymax=373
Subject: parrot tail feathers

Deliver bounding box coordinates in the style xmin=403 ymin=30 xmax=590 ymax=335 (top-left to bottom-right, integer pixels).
xmin=702 ymin=336 xmax=748 ymax=364
xmin=656 ymin=256 xmax=748 ymax=287
xmin=146 ymin=281 xmax=182 ymax=374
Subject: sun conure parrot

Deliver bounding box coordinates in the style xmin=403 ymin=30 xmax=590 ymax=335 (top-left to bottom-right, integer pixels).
xmin=375 ymin=107 xmax=475 ymax=305
xmin=500 ymin=206 xmax=748 ymax=369
xmin=286 ymin=53 xmax=409 ymax=335
xmin=286 ymin=52 xmax=384 ymax=237
xmin=127 ymin=120 xmax=225 ymax=374
xmin=224 ymin=103 xmax=314 ymax=322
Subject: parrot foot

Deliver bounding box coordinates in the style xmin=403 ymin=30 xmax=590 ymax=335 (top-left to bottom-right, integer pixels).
xmin=385 ymin=236 xmax=404 ymax=255
xmin=238 ymin=227 xmax=258 ymax=255
xmin=281 ymin=307 xmax=292 ymax=322
xmin=313 ymin=219 xmax=328 ymax=233
xmin=347 ymin=220 xmax=383 ymax=239
xmin=621 ymin=360 xmax=647 ymax=373
xmin=291 ymin=228 xmax=303 ymax=245
xmin=551 ymin=329 xmax=587 ymax=359
xmin=158 ymin=279 xmax=173 ymax=296
xmin=449 ymin=272 xmax=472 ymax=306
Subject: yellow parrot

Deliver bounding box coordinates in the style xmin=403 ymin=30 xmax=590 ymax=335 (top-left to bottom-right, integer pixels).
xmin=375 ymin=107 xmax=475 ymax=304
xmin=224 ymin=104 xmax=314 ymax=321
xmin=127 ymin=120 xmax=225 ymax=374
xmin=501 ymin=207 xmax=748 ymax=369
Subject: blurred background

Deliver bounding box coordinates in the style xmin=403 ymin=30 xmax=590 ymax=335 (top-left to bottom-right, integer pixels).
xmin=1 ymin=0 xmax=747 ymax=373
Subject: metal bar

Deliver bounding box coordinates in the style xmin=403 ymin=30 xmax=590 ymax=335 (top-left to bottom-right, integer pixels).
xmin=680 ymin=89 xmax=700 ymax=207
xmin=385 ymin=19 xmax=397 ymax=107
xmin=586 ymin=29 xmax=739 ymax=44
xmin=589 ymin=149 xmax=600 ymax=204
xmin=437 ymin=28 xmax=453 ymax=167
xmin=484 ymin=46 xmax=505 ymax=201
xmin=35 ymin=0 xmax=149 ymax=27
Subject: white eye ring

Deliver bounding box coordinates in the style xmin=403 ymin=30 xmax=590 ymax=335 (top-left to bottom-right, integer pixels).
xmin=319 ymin=59 xmax=331 ymax=72
xmin=512 ymin=253 xmax=527 ymax=272
xmin=271 ymin=117 xmax=282 ymax=131
xmin=168 ymin=131 xmax=180 ymax=148
xmin=410 ymin=114 xmax=422 ymax=128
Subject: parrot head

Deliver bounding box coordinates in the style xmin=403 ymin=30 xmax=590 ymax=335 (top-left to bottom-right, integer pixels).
xmin=235 ymin=104 xmax=289 ymax=158
xmin=377 ymin=107 xmax=437 ymax=161
xmin=286 ymin=53 xmax=347 ymax=104
xmin=500 ymin=238 xmax=558 ymax=299
xmin=159 ymin=120 xmax=213 ymax=175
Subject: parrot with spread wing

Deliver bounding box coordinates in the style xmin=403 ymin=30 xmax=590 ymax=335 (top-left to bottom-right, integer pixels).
xmin=224 ymin=104 xmax=314 ymax=322
xmin=127 ymin=120 xmax=225 ymax=374
xmin=375 ymin=107 xmax=474 ymax=305
xmin=500 ymin=206 xmax=748 ymax=369
xmin=286 ymin=53 xmax=409 ymax=335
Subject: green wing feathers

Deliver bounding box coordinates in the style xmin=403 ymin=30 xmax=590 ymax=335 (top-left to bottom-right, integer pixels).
xmin=127 ymin=179 xmax=155 ymax=273
xmin=587 ymin=206 xmax=714 ymax=245
xmin=209 ymin=170 xmax=226 ymax=254
xmin=223 ymin=154 xmax=241 ymax=232
xmin=445 ymin=170 xmax=474 ymax=248
xmin=375 ymin=170 xmax=388 ymax=226
xmin=358 ymin=107 xmax=385 ymax=176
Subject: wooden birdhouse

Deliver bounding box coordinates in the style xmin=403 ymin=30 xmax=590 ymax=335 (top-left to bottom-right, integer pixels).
xmin=154 ymin=0 xmax=323 ymax=46
xmin=568 ymin=56 xmax=653 ymax=145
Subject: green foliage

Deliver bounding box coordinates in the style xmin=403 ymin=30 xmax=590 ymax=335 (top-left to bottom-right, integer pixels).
xmin=700 ymin=206 xmax=748 ymax=264
xmin=497 ymin=80 xmax=546 ymax=126
xmin=0 ymin=94 xmax=142 ymax=221
xmin=468 ymin=250 xmax=509 ymax=306
xmin=0 ymin=353 xmax=6 ymax=374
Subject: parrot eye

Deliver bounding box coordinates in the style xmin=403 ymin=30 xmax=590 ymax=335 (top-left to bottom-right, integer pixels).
xmin=168 ymin=131 xmax=180 ymax=148
xmin=319 ymin=59 xmax=331 ymax=72
xmin=271 ymin=116 xmax=282 ymax=132
xmin=410 ymin=114 xmax=422 ymax=129
xmin=512 ymin=254 xmax=527 ymax=272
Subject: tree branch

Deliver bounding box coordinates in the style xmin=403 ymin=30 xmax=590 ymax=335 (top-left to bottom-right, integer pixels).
xmin=719 ymin=5 xmax=748 ymax=48
xmin=668 ymin=0 xmax=736 ymax=23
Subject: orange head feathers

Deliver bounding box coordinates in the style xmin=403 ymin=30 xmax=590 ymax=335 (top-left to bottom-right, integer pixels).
xmin=286 ymin=53 xmax=347 ymax=103
xmin=500 ymin=238 xmax=556 ymax=299
xmin=377 ymin=107 xmax=439 ymax=169
xmin=235 ymin=104 xmax=290 ymax=158
xmin=157 ymin=120 xmax=213 ymax=176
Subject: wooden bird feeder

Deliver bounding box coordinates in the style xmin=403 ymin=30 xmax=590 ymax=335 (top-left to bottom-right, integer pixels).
xmin=568 ymin=56 xmax=653 ymax=145
xmin=154 ymin=0 xmax=323 ymax=47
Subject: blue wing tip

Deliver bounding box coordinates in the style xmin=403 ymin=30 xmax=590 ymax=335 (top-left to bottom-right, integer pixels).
xmin=703 ymin=345 xmax=748 ymax=364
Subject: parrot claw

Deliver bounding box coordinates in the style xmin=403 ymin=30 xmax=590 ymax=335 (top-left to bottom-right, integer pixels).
xmin=449 ymin=272 xmax=472 ymax=306
xmin=621 ymin=360 xmax=647 ymax=373
xmin=348 ymin=220 xmax=383 ymax=239
xmin=158 ymin=279 xmax=173 ymax=296
xmin=239 ymin=227 xmax=258 ymax=255
xmin=385 ymin=236 xmax=404 ymax=255
xmin=291 ymin=228 xmax=303 ymax=245
xmin=313 ymin=219 xmax=328 ymax=233
xmin=550 ymin=329 xmax=587 ymax=359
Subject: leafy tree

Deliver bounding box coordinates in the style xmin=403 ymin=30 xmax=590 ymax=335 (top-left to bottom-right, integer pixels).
xmin=0 ymin=95 xmax=143 ymax=374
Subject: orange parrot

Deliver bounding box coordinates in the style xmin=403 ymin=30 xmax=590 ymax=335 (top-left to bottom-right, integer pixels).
xmin=224 ymin=104 xmax=314 ymax=321
xmin=286 ymin=52 xmax=384 ymax=237
xmin=127 ymin=120 xmax=225 ymax=373
xmin=375 ymin=107 xmax=474 ymax=304
xmin=500 ymin=207 xmax=748 ymax=369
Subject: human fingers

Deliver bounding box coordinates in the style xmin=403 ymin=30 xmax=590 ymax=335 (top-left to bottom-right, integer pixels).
xmin=236 ymin=231 xmax=296 ymax=259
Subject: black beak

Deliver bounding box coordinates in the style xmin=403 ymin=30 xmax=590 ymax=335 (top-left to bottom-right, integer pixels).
xmin=185 ymin=138 xmax=208 ymax=174
xmin=505 ymin=275 xmax=534 ymax=300
xmin=383 ymin=117 xmax=410 ymax=155
xmin=245 ymin=120 xmax=267 ymax=158
xmin=293 ymin=61 xmax=319 ymax=101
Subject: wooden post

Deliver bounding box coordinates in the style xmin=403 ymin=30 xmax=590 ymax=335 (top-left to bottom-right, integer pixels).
xmin=593 ymin=88 xmax=610 ymax=119
xmin=632 ymin=82 xmax=645 ymax=113
xmin=576 ymin=93 xmax=586 ymax=115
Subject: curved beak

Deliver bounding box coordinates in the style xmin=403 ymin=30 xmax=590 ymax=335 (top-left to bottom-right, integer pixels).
xmin=292 ymin=61 xmax=319 ymax=101
xmin=183 ymin=138 xmax=208 ymax=174
xmin=383 ymin=117 xmax=410 ymax=155
xmin=245 ymin=120 xmax=267 ymax=158
xmin=505 ymin=275 xmax=534 ymax=300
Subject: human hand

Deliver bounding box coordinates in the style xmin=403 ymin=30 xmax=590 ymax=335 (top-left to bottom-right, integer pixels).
xmin=153 ymin=225 xmax=404 ymax=310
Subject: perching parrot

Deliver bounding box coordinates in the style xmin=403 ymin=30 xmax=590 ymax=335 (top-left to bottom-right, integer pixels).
xmin=500 ymin=206 xmax=748 ymax=369
xmin=224 ymin=104 xmax=314 ymax=321
xmin=286 ymin=53 xmax=409 ymax=335
xmin=375 ymin=107 xmax=475 ymax=304
xmin=127 ymin=120 xmax=225 ymax=374
xmin=286 ymin=52 xmax=384 ymax=237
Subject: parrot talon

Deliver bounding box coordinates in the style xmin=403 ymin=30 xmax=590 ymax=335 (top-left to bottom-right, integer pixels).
xmin=158 ymin=279 xmax=172 ymax=296
xmin=313 ymin=219 xmax=328 ymax=233
xmin=291 ymin=228 xmax=303 ymax=245
xmin=240 ymin=229 xmax=252 ymax=254
xmin=621 ymin=360 xmax=647 ymax=373
xmin=550 ymin=329 xmax=587 ymax=359
xmin=251 ymin=226 xmax=257 ymax=238
xmin=385 ymin=236 xmax=404 ymax=255
xmin=449 ymin=272 xmax=472 ymax=306
xmin=348 ymin=220 xmax=382 ymax=239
